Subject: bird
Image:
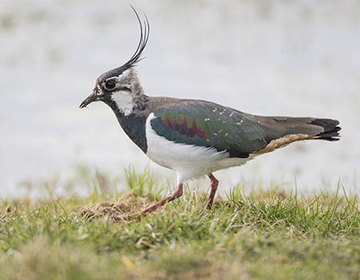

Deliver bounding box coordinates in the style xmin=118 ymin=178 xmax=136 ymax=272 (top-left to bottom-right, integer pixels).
xmin=80 ymin=8 xmax=341 ymax=220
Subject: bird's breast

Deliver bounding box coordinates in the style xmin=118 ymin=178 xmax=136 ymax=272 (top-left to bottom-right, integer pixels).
xmin=116 ymin=114 xmax=148 ymax=153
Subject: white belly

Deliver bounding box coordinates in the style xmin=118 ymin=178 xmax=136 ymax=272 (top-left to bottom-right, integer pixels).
xmin=145 ymin=113 xmax=255 ymax=183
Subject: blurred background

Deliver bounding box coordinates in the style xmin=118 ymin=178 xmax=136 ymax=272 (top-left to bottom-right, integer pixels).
xmin=0 ymin=0 xmax=359 ymax=198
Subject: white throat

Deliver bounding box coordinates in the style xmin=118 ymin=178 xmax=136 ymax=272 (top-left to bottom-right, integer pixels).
xmin=111 ymin=90 xmax=134 ymax=116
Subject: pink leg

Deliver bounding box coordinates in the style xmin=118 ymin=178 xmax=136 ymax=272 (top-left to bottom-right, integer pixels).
xmin=207 ymin=173 xmax=219 ymax=210
xmin=116 ymin=184 xmax=184 ymax=221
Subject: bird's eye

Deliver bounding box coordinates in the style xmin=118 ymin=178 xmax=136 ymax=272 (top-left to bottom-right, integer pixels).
xmin=105 ymin=81 xmax=116 ymax=90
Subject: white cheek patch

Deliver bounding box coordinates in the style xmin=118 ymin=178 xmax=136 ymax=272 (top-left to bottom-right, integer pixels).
xmin=111 ymin=90 xmax=134 ymax=116
xmin=96 ymin=85 xmax=102 ymax=95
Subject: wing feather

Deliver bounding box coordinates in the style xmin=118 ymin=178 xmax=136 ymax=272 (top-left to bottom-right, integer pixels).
xmin=150 ymin=101 xmax=268 ymax=158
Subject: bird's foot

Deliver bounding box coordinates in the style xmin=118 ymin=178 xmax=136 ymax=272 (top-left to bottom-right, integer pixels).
xmin=113 ymin=213 xmax=142 ymax=222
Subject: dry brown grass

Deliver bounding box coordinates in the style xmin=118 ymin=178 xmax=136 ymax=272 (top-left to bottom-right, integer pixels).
xmin=80 ymin=195 xmax=154 ymax=221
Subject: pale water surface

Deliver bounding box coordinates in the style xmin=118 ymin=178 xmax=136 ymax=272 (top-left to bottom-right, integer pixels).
xmin=0 ymin=1 xmax=359 ymax=197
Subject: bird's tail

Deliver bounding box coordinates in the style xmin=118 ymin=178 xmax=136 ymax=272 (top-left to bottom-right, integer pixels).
xmin=254 ymin=116 xmax=341 ymax=154
xmin=309 ymin=118 xmax=341 ymax=141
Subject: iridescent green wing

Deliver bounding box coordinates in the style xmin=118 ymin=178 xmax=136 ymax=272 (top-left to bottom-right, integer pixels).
xmin=150 ymin=100 xmax=268 ymax=158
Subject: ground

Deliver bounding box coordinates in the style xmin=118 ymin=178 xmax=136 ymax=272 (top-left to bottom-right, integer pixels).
xmin=0 ymin=169 xmax=359 ymax=279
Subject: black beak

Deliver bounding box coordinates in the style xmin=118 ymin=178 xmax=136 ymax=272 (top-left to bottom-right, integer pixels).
xmin=79 ymin=93 xmax=97 ymax=109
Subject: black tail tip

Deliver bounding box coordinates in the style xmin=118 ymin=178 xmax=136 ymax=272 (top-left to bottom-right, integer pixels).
xmin=310 ymin=118 xmax=341 ymax=141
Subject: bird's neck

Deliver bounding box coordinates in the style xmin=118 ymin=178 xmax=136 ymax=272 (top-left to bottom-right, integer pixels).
xmin=105 ymin=80 xmax=150 ymax=153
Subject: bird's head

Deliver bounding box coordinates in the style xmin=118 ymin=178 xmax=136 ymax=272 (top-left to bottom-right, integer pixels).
xmin=79 ymin=7 xmax=150 ymax=116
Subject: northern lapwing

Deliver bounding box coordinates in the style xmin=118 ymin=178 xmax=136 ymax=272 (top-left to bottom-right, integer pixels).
xmin=80 ymin=9 xmax=341 ymax=220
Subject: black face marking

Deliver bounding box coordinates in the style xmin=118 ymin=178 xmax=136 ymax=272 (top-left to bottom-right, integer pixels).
xmin=118 ymin=86 xmax=131 ymax=92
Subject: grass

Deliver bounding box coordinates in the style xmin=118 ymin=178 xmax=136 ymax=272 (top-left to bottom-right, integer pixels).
xmin=0 ymin=168 xmax=359 ymax=279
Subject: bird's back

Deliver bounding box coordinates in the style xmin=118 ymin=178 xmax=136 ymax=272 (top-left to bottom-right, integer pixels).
xmin=146 ymin=97 xmax=340 ymax=158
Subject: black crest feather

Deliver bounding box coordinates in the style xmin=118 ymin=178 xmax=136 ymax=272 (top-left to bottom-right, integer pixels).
xmin=123 ymin=5 xmax=150 ymax=69
xmin=97 ymin=6 xmax=150 ymax=81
